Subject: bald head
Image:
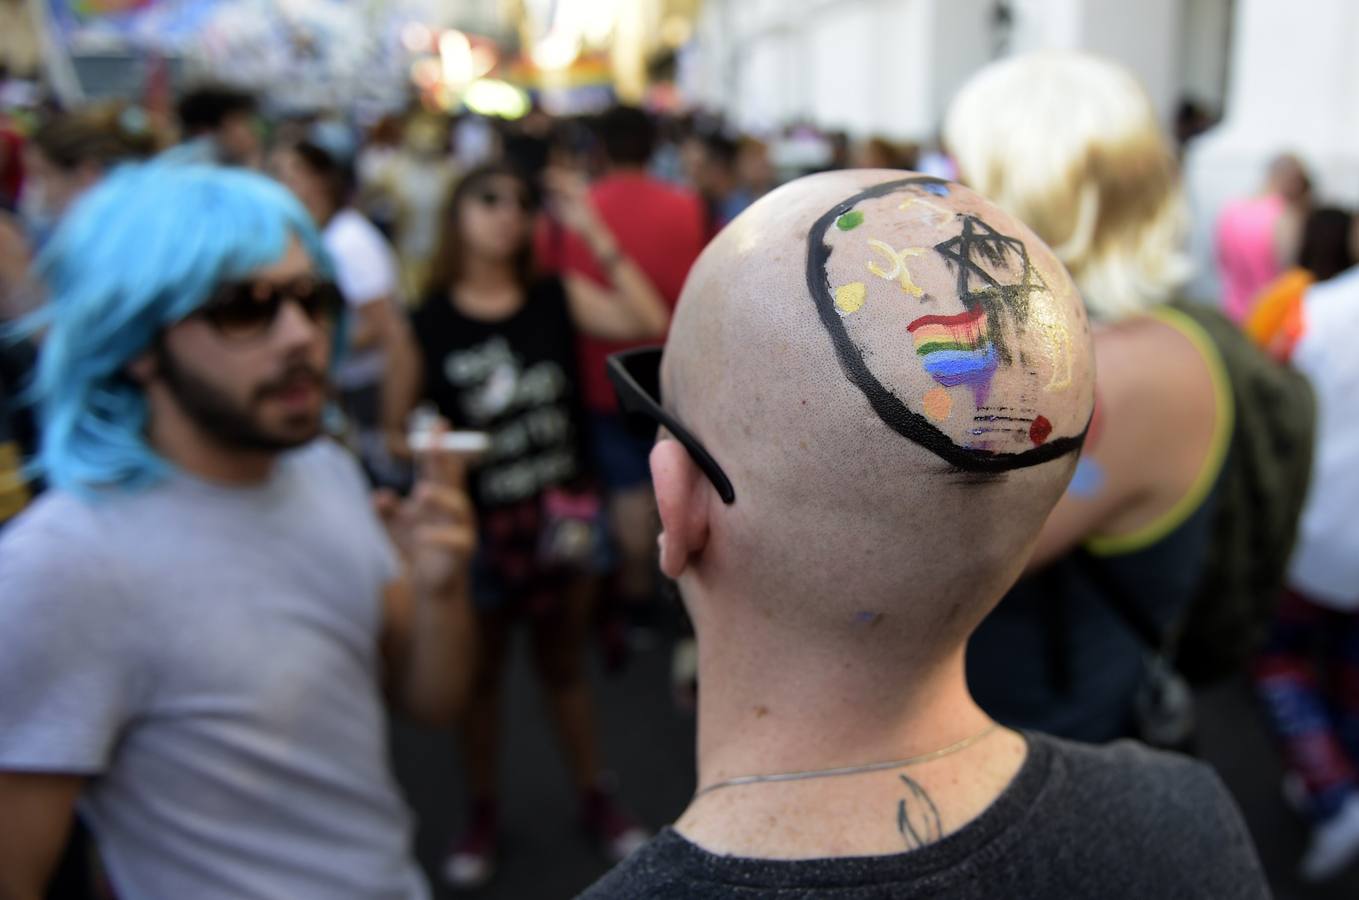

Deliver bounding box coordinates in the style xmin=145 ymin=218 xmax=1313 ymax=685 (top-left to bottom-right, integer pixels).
xmin=656 ymin=170 xmax=1094 ymax=653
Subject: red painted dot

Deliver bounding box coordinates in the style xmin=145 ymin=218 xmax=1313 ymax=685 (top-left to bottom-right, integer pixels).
xmin=1029 ymin=415 xmax=1053 ymax=446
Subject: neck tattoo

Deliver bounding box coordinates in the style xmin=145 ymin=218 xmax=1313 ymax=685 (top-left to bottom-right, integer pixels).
xmin=694 ymin=722 xmax=1002 ymax=799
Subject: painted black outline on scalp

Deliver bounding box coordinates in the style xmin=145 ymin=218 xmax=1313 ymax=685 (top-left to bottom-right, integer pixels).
xmin=806 ymin=176 xmax=1087 ymax=473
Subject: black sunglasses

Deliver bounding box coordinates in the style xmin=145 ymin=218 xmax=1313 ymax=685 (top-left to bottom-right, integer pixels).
xmin=473 ymin=188 xmax=534 ymax=213
xmin=606 ymin=347 xmax=735 ymax=505
xmin=196 ymin=277 xmax=344 ymax=340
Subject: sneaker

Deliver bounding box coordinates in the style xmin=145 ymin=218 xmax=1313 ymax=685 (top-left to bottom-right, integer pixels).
xmin=1301 ymin=794 xmax=1359 ymax=882
xmin=582 ymin=787 xmax=650 ymax=863
xmin=443 ymin=800 xmax=498 ymax=890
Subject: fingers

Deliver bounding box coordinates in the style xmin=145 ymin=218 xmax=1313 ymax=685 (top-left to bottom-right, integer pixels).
xmin=414 ymin=523 xmax=477 ymax=562
xmin=411 ymin=482 xmax=475 ymax=526
xmin=386 ymin=429 xmax=413 ymax=462
xmin=372 ymin=487 xmax=401 ymax=523
xmin=542 ymin=166 xmax=582 ymax=195
xmin=414 ymin=419 xmax=471 ymax=488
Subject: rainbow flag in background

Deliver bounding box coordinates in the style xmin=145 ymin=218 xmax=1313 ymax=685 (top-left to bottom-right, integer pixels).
xmin=907 ymin=308 xmax=999 ymax=405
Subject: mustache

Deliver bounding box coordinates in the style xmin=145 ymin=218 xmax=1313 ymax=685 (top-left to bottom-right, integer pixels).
xmin=254 ymin=362 xmax=328 ymax=399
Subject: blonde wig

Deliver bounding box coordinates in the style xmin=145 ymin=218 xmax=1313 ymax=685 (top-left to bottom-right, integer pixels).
xmin=944 ymin=51 xmax=1191 ymax=320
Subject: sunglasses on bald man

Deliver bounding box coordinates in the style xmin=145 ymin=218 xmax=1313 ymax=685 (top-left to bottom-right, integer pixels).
xmin=606 ymin=346 xmax=735 ymax=505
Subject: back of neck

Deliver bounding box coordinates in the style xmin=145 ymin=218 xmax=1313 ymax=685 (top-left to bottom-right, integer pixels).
xmin=677 ymin=595 xmax=1021 ymax=859
xmin=692 ymin=608 xmax=986 ymax=784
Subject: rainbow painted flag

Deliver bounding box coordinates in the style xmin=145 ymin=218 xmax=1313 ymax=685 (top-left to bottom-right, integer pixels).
xmin=907 ymin=308 xmax=999 ymax=405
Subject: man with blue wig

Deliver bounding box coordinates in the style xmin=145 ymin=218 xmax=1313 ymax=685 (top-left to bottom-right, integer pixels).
xmin=0 ymin=162 xmax=477 ymax=899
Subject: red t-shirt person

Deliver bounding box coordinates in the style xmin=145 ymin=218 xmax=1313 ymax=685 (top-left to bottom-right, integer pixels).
xmin=540 ymin=171 xmax=706 ymax=415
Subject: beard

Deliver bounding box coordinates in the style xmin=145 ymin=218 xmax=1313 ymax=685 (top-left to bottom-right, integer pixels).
xmin=156 ymin=345 xmax=327 ymax=454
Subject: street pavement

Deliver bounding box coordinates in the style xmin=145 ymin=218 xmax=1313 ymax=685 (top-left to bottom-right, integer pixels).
xmin=393 ymin=633 xmax=1359 ymax=899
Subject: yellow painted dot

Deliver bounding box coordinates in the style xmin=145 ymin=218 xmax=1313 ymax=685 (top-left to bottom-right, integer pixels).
xmin=923 ymin=387 xmax=953 ymax=421
xmin=835 ymin=282 xmax=867 ymax=315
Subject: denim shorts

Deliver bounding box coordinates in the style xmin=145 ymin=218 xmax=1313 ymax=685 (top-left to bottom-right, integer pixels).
xmin=589 ymin=413 xmax=654 ymax=492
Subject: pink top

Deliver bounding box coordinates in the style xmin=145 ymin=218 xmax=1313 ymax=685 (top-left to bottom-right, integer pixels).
xmin=1215 ymin=193 xmax=1286 ymax=323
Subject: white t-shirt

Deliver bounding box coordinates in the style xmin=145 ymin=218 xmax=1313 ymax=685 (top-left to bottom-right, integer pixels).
xmin=324 ymin=208 xmax=400 ymax=389
xmin=1288 ymin=266 xmax=1359 ymax=609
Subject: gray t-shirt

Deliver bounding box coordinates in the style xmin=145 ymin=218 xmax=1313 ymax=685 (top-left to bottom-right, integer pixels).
xmin=581 ymin=732 xmax=1268 ymax=899
xmin=0 ymin=440 xmax=428 ymax=900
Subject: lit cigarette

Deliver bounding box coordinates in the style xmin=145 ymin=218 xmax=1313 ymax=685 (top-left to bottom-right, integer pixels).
xmin=408 ymin=430 xmax=491 ymax=454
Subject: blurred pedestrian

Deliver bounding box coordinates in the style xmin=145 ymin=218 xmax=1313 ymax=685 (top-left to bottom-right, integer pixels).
xmin=0 ymin=107 xmax=23 ymax=211
xmin=546 ymin=105 xmax=707 ymax=644
xmin=681 ymin=130 xmax=752 ymax=232
xmin=1216 ymin=153 xmax=1313 ymax=323
xmin=582 ymin=170 xmax=1266 ymax=900
xmin=1246 ymin=206 xmax=1356 ymax=360
xmin=736 ymin=136 xmax=777 ymax=199
xmin=384 ymin=162 xmax=667 ymax=889
xmin=0 ymin=105 xmax=154 ymax=531
xmin=1174 ymin=97 xmax=1216 ymax=156
xmin=950 ymin=52 xmax=1311 ymax=743
xmin=274 ymin=136 xmax=409 ymax=485
xmin=0 ymin=162 xmax=477 ymax=899
xmin=166 ymin=84 xmax=263 ymax=168
xmin=363 ymin=113 xmax=458 ymax=300
xmin=851 ymin=136 xmax=918 ymax=171
xmin=1250 ymin=247 xmax=1359 ymax=881
xmin=13 ymin=102 xmax=153 ymax=257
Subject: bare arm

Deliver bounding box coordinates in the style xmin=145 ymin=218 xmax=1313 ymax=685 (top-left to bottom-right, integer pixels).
xmin=544 ymin=168 xmax=669 ymax=342
xmin=1026 ymin=317 xmax=1220 ymax=573
xmin=563 ymin=265 xmax=669 ymax=342
xmin=381 ymin=319 xmax=424 ymax=459
xmin=379 ymin=574 xmax=475 ymax=725
xmin=376 ymin=432 xmax=478 ymax=725
xmin=1024 ymin=419 xmax=1144 ymax=573
xmin=348 ymin=296 xmax=398 ymax=353
xmin=0 ymin=772 xmax=82 ymax=900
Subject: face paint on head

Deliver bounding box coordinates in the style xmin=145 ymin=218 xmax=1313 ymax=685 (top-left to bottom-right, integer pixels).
xmin=807 ymin=176 xmax=1091 ymax=473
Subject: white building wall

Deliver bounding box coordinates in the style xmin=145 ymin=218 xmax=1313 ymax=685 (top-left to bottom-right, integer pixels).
xmin=929 ymin=0 xmax=995 ymax=137
xmin=808 ymin=2 xmax=879 ymax=133
xmin=687 ymin=0 xmax=994 ymax=140
xmin=1008 ymin=0 xmax=1083 ymax=52
xmin=683 ymin=0 xmax=1359 ymax=312
xmin=1179 ymin=0 xmax=1232 ymax=113
xmin=1079 ymin=0 xmax=1182 ymax=123
xmin=687 ymin=0 xmax=1199 ymax=138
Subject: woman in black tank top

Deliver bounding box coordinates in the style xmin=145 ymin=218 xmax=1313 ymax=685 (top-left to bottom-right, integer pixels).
xmin=385 ymin=163 xmax=668 ymax=888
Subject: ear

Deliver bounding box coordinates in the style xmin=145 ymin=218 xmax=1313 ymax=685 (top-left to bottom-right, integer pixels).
xmin=651 ymin=437 xmax=711 ymax=580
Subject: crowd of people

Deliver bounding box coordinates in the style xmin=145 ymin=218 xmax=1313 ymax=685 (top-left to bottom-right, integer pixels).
xmin=0 ymin=46 xmax=1357 ymax=899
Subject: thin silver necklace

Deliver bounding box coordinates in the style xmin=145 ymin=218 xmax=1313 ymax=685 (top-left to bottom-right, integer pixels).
xmin=693 ymin=723 xmax=1002 ymax=799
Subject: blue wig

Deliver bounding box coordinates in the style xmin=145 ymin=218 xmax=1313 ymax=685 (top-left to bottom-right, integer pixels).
xmin=21 ymin=161 xmax=336 ymax=495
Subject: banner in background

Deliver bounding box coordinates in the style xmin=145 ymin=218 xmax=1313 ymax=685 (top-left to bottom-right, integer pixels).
xmin=44 ymin=0 xmax=461 ymax=109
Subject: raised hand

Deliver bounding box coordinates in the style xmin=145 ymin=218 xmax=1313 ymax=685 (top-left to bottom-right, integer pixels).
xmin=543 ymin=166 xmax=605 ymax=240
xmin=375 ymin=421 xmax=477 ymax=599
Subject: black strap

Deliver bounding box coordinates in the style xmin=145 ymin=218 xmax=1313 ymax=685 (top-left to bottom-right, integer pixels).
xmin=1073 ymin=549 xmax=1171 ymax=653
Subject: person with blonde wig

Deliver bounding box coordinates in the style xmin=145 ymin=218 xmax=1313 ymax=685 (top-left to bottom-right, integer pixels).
xmin=947 ymin=52 xmax=1244 ymax=743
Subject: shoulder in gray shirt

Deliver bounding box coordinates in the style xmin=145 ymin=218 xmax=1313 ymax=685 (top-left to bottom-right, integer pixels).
xmin=0 ymin=440 xmax=428 ymax=900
